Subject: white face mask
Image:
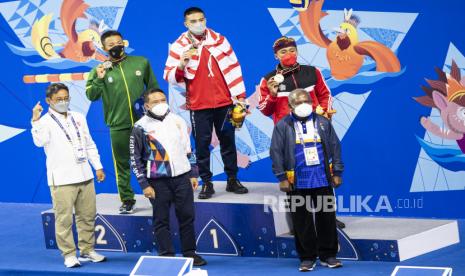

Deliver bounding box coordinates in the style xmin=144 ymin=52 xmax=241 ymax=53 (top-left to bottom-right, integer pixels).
xmin=150 ymin=102 xmax=169 ymax=117
xmin=52 ymin=101 xmax=70 ymax=113
xmin=293 ymin=103 xmax=313 ymax=118
xmin=188 ymin=22 xmax=206 ymax=35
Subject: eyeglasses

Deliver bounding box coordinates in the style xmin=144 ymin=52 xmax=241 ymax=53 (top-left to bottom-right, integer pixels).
xmin=52 ymin=97 xmax=71 ymax=103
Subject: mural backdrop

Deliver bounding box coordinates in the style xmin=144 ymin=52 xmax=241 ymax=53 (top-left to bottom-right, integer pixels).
xmin=0 ymin=0 xmax=464 ymax=219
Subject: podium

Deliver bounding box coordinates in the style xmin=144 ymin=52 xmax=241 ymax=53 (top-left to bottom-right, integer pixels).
xmin=41 ymin=182 xmax=459 ymax=262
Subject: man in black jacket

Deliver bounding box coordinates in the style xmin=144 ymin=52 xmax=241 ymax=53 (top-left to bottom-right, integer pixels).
xmin=270 ymin=88 xmax=344 ymax=272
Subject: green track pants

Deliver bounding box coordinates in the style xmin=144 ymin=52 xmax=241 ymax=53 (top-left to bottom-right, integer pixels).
xmin=110 ymin=128 xmax=135 ymax=203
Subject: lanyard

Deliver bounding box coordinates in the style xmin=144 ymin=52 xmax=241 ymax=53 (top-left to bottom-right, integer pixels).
xmin=275 ymin=63 xmax=300 ymax=76
xmin=276 ymin=64 xmax=300 ymax=89
xmin=294 ymin=117 xmax=318 ymax=149
xmin=49 ymin=112 xmax=81 ymax=145
xmin=186 ymin=32 xmax=205 ymax=49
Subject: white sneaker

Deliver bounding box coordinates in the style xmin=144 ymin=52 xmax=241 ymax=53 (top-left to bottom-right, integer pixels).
xmin=64 ymin=256 xmax=81 ymax=268
xmin=79 ymin=251 xmax=106 ymax=262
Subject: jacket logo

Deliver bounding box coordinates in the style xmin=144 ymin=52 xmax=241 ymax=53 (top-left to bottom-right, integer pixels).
xmin=135 ymin=70 xmax=141 ymax=76
xmin=108 ymin=76 xmax=113 ymax=83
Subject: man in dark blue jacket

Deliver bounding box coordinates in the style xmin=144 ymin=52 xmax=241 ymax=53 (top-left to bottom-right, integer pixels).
xmin=270 ymin=88 xmax=344 ymax=272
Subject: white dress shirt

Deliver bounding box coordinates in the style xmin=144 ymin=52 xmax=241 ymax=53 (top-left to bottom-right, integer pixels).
xmin=31 ymin=108 xmax=103 ymax=186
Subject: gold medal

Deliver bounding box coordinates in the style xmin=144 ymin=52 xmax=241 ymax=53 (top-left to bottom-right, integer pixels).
xmin=189 ymin=48 xmax=198 ymax=56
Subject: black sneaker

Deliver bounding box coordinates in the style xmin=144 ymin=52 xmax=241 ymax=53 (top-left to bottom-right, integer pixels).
xmin=299 ymin=260 xmax=316 ymax=272
xmin=226 ymin=178 xmax=248 ymax=194
xmin=320 ymin=257 xmax=342 ymax=268
xmin=186 ymin=254 xmax=207 ymax=266
xmin=198 ymin=181 xmax=215 ymax=199
xmin=336 ymin=218 xmax=346 ymax=229
xmin=119 ymin=200 xmax=136 ymax=214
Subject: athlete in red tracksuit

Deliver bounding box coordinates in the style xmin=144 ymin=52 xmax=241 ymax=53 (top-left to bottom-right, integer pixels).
xmin=258 ymin=36 xmax=333 ymax=125
xmin=164 ymin=7 xmax=248 ymax=200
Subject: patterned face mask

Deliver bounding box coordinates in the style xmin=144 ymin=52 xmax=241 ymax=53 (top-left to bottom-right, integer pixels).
xmin=108 ymin=45 xmax=125 ymax=59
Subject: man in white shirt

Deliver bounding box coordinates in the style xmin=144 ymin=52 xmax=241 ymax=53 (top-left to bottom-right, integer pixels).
xmin=129 ymin=88 xmax=206 ymax=266
xmin=31 ymin=83 xmax=106 ymax=268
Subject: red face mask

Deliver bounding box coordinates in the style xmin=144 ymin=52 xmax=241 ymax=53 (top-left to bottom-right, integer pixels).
xmin=280 ymin=52 xmax=297 ymax=67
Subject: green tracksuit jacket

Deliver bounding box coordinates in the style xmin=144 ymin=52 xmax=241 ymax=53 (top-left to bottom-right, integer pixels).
xmin=86 ymin=55 xmax=158 ymax=203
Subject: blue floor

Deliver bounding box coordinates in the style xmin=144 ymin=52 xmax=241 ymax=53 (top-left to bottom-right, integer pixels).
xmin=0 ymin=202 xmax=464 ymax=276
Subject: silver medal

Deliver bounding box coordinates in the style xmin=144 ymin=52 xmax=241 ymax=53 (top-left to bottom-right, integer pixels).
xmin=102 ymin=61 xmax=112 ymax=69
xmin=274 ymin=74 xmax=284 ymax=84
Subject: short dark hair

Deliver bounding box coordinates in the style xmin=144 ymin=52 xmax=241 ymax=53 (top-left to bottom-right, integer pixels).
xmin=143 ymin=88 xmax=165 ymax=103
xmin=184 ymin=7 xmax=204 ymax=18
xmin=101 ymin=30 xmax=123 ymax=45
xmin=46 ymin=83 xmax=69 ymax=98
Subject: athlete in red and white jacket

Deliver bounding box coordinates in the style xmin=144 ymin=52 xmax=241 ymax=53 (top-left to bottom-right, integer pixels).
xmin=163 ymin=16 xmax=246 ymax=110
xmin=163 ymin=7 xmax=248 ymax=200
xmin=258 ymin=36 xmax=333 ymax=125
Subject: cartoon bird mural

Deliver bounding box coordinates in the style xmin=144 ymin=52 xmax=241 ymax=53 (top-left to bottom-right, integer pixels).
xmin=415 ymin=60 xmax=465 ymax=153
xmin=31 ymin=0 xmax=106 ymax=62
xmin=298 ymin=0 xmax=401 ymax=80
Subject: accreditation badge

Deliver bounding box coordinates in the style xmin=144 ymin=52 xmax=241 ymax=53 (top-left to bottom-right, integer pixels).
xmin=74 ymin=145 xmax=87 ymax=164
xmin=304 ymin=147 xmax=320 ymax=166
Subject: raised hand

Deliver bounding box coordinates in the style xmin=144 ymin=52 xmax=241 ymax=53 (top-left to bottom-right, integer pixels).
xmin=179 ymin=48 xmax=197 ymax=70
xmin=267 ymin=78 xmax=279 ymax=97
xmin=96 ymin=64 xmax=106 ymax=79
xmin=32 ymin=101 xmax=43 ymax=122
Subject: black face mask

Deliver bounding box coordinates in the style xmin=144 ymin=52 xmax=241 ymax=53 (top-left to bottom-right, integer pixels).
xmin=108 ymin=45 xmax=125 ymax=59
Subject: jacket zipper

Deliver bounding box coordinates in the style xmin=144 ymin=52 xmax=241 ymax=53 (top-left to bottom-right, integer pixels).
xmin=118 ymin=63 xmax=134 ymax=125
xmin=316 ymin=119 xmax=332 ymax=184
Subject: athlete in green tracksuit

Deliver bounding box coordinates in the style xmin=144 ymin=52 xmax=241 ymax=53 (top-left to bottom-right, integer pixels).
xmin=86 ymin=30 xmax=158 ymax=213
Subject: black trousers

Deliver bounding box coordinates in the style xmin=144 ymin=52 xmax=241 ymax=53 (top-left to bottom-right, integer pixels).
xmin=149 ymin=173 xmax=196 ymax=256
xmin=190 ymin=105 xmax=238 ymax=182
xmin=288 ymin=186 xmax=338 ymax=261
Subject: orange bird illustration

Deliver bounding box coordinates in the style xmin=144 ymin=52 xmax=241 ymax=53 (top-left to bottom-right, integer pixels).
xmin=31 ymin=0 xmax=106 ymax=62
xmin=298 ymin=0 xmax=401 ymax=80
xmin=59 ymin=0 xmax=106 ymax=62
